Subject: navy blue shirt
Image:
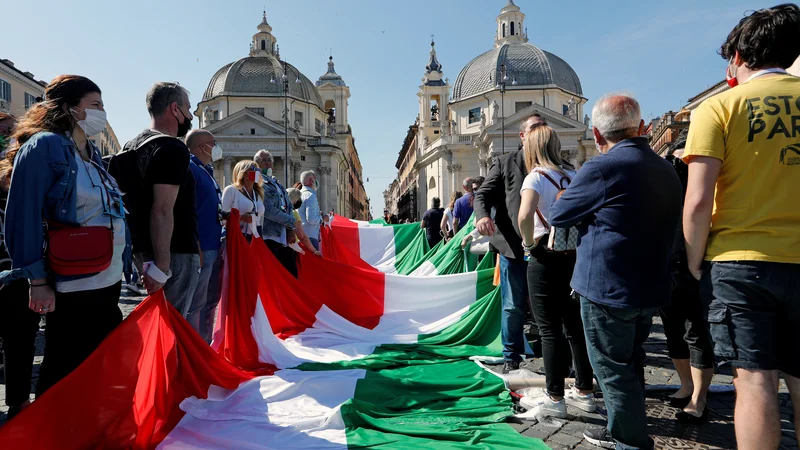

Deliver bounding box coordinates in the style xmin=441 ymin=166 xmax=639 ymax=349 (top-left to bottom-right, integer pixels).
xmin=452 ymin=193 xmax=474 ymax=228
xmin=189 ymin=155 xmax=222 ymax=252
xmin=550 ymin=137 xmax=682 ymax=309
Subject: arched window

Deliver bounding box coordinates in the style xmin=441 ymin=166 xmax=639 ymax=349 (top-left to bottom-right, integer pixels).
xmin=261 ymin=40 xmax=266 ymax=50
xmin=429 ymin=177 xmax=436 ymax=189
xmin=502 ymin=23 xmax=506 ymax=37
xmin=511 ymin=22 xmax=515 ymax=36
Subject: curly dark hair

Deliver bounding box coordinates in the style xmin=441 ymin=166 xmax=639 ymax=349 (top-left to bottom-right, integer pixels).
xmin=720 ymin=3 xmax=800 ymax=69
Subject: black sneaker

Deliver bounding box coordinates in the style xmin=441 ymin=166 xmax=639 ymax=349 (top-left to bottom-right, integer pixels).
xmin=583 ymin=428 xmax=615 ymax=448
xmin=502 ymin=360 xmax=520 ymax=374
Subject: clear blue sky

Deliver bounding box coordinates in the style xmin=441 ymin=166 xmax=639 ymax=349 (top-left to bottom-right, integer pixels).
xmin=5 ymin=0 xmax=774 ymax=216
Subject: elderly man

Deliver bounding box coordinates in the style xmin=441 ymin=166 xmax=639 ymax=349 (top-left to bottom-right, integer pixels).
xmin=298 ymin=170 xmax=322 ymax=251
xmin=185 ymin=129 xmax=222 ymax=340
xmin=254 ymin=150 xmax=297 ymax=278
xmin=683 ymin=5 xmax=800 ymax=448
xmin=474 ymin=113 xmax=546 ymax=373
xmin=550 ymin=94 xmax=682 ymax=449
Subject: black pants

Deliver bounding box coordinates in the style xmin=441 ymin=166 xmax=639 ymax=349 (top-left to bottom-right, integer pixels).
xmin=526 ymin=245 xmax=593 ymax=397
xmin=0 ymin=279 xmax=40 ymax=408
xmin=265 ymin=239 xmax=298 ymax=279
xmin=659 ymin=269 xmax=714 ymax=369
xmin=35 ymin=282 xmax=123 ymax=397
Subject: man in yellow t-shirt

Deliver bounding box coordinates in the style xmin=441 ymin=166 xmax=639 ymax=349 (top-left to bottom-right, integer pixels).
xmin=682 ymin=4 xmax=800 ymax=448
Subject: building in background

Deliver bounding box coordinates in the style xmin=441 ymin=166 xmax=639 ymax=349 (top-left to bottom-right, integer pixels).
xmin=386 ymin=0 xmax=595 ymax=219
xmin=0 ymin=58 xmax=47 ymax=118
xmin=195 ymin=12 xmax=369 ymax=220
xmin=90 ymin=123 xmax=121 ymax=156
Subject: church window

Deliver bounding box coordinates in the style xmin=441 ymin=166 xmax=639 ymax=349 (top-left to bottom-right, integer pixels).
xmin=251 ymin=128 xmax=256 ymax=135
xmin=261 ymin=40 xmax=266 ymax=51
xmin=429 ymin=177 xmax=436 ymax=189
xmin=315 ymin=118 xmax=322 ymax=133
xmin=246 ymin=107 xmax=265 ymax=116
xmin=562 ymin=105 xmax=569 ymax=116
xmin=511 ymin=22 xmax=515 ymax=36
xmin=468 ymin=107 xmax=481 ymax=124
xmin=515 ymin=101 xmax=532 ymax=113
xmin=502 ymin=23 xmax=506 ymax=37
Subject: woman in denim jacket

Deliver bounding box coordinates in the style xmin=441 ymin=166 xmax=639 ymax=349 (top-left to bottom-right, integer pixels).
xmin=0 ymin=75 xmax=126 ymax=398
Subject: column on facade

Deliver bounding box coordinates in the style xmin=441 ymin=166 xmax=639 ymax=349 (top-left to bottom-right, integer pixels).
xmin=223 ymin=156 xmax=235 ymax=186
xmin=450 ymin=163 xmax=462 ymax=194
xmin=292 ymin=159 xmax=302 ymax=186
xmin=317 ymin=165 xmax=332 ymax=213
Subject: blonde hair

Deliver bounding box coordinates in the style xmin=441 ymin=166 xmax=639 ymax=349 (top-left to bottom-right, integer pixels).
xmin=232 ymin=159 xmax=263 ymax=199
xmin=523 ymin=125 xmax=574 ymax=174
xmin=448 ymin=190 xmax=462 ymax=210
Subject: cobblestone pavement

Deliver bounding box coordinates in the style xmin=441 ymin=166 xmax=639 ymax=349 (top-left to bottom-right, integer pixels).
xmin=1 ymin=299 xmax=796 ymax=449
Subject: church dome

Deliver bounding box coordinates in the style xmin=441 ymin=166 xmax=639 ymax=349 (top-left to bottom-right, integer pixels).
xmin=202 ymin=57 xmax=324 ymax=108
xmin=201 ymin=12 xmax=323 ymax=108
xmin=451 ymin=42 xmax=582 ymax=102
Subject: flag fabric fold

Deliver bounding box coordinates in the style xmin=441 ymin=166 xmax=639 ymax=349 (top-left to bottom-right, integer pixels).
xmin=0 ymin=210 xmax=547 ymax=450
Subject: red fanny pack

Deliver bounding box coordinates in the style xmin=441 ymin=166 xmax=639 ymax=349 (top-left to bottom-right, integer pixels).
xmin=46 ymin=222 xmax=114 ymax=276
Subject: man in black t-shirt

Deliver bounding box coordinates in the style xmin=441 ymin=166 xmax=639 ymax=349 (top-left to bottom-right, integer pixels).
xmin=114 ymin=82 xmax=199 ymax=318
xmin=420 ymin=197 xmax=445 ymax=249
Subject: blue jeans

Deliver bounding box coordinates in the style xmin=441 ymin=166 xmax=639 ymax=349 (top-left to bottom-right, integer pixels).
xmin=580 ymin=296 xmax=656 ymax=450
xmin=140 ymin=253 xmax=200 ymax=318
xmin=500 ymin=255 xmax=534 ymax=362
xmin=309 ymin=237 xmax=320 ymax=252
xmin=187 ymin=250 xmax=219 ymax=335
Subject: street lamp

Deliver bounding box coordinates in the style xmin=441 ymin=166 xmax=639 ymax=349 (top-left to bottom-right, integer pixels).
xmin=490 ymin=64 xmax=517 ymax=155
xmin=270 ymin=60 xmax=300 ymax=186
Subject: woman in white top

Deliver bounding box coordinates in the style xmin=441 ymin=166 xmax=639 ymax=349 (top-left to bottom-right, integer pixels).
xmin=221 ymin=160 xmax=265 ymax=241
xmin=439 ymin=191 xmax=462 ymax=242
xmin=517 ymin=124 xmax=595 ymax=418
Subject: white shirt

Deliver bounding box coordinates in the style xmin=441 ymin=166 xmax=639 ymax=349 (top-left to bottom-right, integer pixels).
xmin=442 ymin=207 xmax=454 ymax=232
xmin=221 ymin=185 xmax=265 ymax=237
xmin=520 ymin=167 xmax=577 ymax=240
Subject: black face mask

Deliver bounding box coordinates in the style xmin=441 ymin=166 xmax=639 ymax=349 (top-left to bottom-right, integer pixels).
xmin=293 ymin=200 xmax=303 ymax=210
xmin=176 ymin=109 xmax=192 ymax=138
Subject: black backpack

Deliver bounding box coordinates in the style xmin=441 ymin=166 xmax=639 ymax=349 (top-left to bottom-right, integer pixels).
xmin=108 ymin=133 xmax=182 ymax=199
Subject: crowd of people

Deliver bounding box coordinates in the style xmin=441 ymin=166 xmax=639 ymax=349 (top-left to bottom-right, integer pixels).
xmin=0 ymin=4 xmax=799 ymax=450
xmin=468 ymin=5 xmax=800 ymax=449
xmin=0 ymin=80 xmax=326 ymax=421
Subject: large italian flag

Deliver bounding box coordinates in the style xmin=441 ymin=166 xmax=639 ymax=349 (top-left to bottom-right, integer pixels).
xmin=0 ymin=211 xmax=541 ymax=449
xmin=323 ymin=215 xmax=483 ymax=276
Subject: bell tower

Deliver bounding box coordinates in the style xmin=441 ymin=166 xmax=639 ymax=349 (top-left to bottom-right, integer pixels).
xmin=417 ymin=39 xmax=451 ymax=148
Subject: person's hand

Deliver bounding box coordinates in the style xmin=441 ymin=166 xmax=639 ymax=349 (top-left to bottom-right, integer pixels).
xmin=142 ymin=273 xmax=165 ymax=294
xmin=476 ymin=217 xmax=495 ymax=236
xmin=29 ymin=283 xmax=56 ymax=314
xmin=461 ymin=234 xmax=473 ymax=249
xmin=312 ymin=250 xmax=322 ymax=257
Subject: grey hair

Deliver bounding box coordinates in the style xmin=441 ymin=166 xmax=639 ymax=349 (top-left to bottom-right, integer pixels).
xmin=592 ymin=93 xmax=642 ymax=142
xmin=254 ymin=149 xmax=273 ymax=163
xmin=146 ymin=82 xmax=190 ymax=117
xmin=301 ymin=170 xmax=316 ymax=184
xmin=286 ymin=187 xmax=302 ymax=203
xmin=462 ymin=177 xmax=473 ymax=188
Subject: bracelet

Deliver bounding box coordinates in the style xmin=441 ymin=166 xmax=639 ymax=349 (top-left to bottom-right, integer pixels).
xmin=29 ymin=281 xmax=49 ymax=287
xmin=522 ymin=242 xmax=536 ymax=251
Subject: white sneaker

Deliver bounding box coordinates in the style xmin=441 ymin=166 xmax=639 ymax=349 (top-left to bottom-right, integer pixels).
xmin=519 ymin=392 xmax=568 ymax=419
xmin=565 ymin=384 xmax=597 ymax=413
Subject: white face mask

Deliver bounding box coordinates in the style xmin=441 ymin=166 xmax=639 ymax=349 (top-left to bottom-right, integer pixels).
xmin=72 ymin=108 xmax=107 ymax=137
xmin=204 ymin=143 xmax=223 ymax=162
